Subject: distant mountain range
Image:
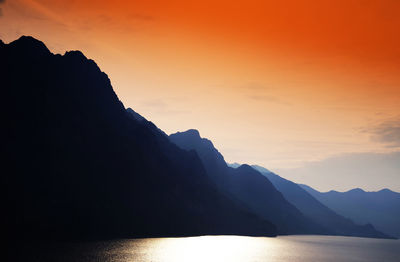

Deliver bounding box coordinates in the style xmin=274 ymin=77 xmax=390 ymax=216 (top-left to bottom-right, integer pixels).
xmin=2 ymin=36 xmax=396 ymax=241
xmin=300 ymin=185 xmax=400 ymax=238
xmin=250 ymin=166 xmax=392 ymax=238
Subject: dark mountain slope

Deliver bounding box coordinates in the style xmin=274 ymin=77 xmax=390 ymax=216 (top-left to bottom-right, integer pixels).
xmin=251 ymin=166 xmax=391 ymax=238
xmin=301 ymin=184 xmax=400 ymax=238
xmin=169 ymin=130 xmax=328 ymax=235
xmin=2 ymin=36 xmax=277 ymax=240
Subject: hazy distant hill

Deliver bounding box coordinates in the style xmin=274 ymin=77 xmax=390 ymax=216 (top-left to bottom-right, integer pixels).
xmin=300 ymin=184 xmax=400 ymax=238
xmin=2 ymin=36 xmax=277 ymax=240
xmin=170 ymin=130 xmax=329 ymax=235
xmin=250 ymin=165 xmax=391 ymax=238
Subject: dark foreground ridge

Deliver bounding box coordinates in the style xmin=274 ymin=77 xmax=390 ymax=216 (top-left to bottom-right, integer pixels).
xmin=2 ymin=36 xmax=277 ymax=241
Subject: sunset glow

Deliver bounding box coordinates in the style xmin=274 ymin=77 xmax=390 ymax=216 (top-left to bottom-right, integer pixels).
xmin=1 ymin=0 xmax=399 ymax=191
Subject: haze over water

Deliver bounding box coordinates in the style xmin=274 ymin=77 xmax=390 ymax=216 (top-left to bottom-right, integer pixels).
xmin=19 ymin=235 xmax=400 ymax=262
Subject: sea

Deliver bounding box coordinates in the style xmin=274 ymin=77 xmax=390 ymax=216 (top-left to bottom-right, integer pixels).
xmin=15 ymin=235 xmax=400 ymax=262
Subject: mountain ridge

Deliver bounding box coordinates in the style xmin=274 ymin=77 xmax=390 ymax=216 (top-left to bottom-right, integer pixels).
xmin=170 ymin=129 xmax=331 ymax=235
xmin=251 ymin=166 xmax=392 ymax=238
xmin=300 ymin=184 xmax=400 ymax=238
xmin=2 ymin=35 xmax=394 ymax=241
xmin=2 ymin=35 xmax=277 ymax=240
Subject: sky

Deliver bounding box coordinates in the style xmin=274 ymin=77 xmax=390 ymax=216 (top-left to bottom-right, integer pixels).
xmin=1 ymin=0 xmax=399 ymax=191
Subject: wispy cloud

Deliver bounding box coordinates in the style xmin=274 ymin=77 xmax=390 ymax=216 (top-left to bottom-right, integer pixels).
xmin=364 ymin=116 xmax=400 ymax=147
xmin=5 ymin=0 xmax=67 ymax=25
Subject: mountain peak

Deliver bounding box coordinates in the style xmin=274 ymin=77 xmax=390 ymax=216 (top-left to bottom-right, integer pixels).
xmin=64 ymin=50 xmax=89 ymax=60
xmin=237 ymin=163 xmax=250 ymax=168
xmin=348 ymin=188 xmax=365 ymax=193
xmin=378 ymin=188 xmax=393 ymax=193
xmin=236 ymin=164 xmax=254 ymax=172
xmin=251 ymin=164 xmax=272 ymax=174
xmin=170 ymin=129 xmax=203 ymax=141
xmin=15 ymin=35 xmax=46 ymax=45
xmin=127 ymin=108 xmax=146 ymax=122
xmin=170 ymin=129 xmax=218 ymax=149
xmin=182 ymin=129 xmax=201 ymax=138
xmin=169 ymin=129 xmax=227 ymax=172
xmin=9 ymin=35 xmax=51 ymax=55
xmin=228 ymin=162 xmax=241 ymax=168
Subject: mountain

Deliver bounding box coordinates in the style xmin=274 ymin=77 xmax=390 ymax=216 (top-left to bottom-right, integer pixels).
xmin=126 ymin=107 xmax=146 ymax=122
xmin=228 ymin=162 xmax=241 ymax=168
xmin=251 ymin=166 xmax=391 ymax=238
xmin=300 ymin=184 xmax=400 ymax=238
xmin=169 ymin=130 xmax=330 ymax=235
xmin=2 ymin=36 xmax=277 ymax=241
xmin=126 ymin=107 xmax=168 ymax=138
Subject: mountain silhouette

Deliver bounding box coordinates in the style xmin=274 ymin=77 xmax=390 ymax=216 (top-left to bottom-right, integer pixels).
xmin=169 ymin=130 xmax=330 ymax=235
xmin=2 ymin=36 xmax=277 ymax=241
xmin=251 ymin=166 xmax=391 ymax=238
xmin=300 ymin=184 xmax=400 ymax=238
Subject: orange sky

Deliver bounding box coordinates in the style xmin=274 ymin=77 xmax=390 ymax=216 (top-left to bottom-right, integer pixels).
xmin=1 ymin=0 xmax=399 ymax=190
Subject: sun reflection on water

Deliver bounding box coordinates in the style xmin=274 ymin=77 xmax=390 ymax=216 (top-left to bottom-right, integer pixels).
xmin=136 ymin=235 xmax=279 ymax=262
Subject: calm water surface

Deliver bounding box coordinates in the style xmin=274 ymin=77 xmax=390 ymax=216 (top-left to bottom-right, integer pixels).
xmin=20 ymin=235 xmax=400 ymax=262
